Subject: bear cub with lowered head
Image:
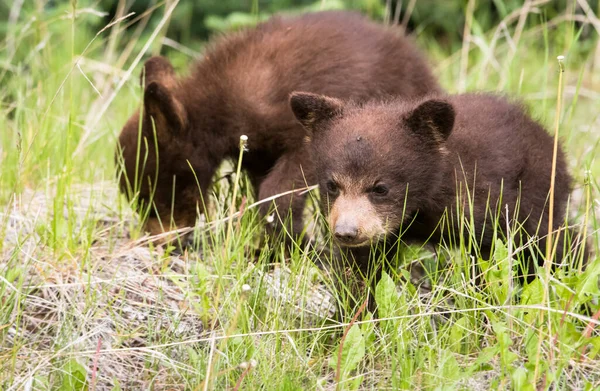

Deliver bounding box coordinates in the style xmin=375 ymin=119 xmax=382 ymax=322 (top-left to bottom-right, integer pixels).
xmin=290 ymin=92 xmax=588 ymax=282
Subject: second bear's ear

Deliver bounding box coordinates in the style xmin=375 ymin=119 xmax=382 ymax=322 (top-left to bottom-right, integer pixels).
xmin=406 ymin=99 xmax=455 ymax=142
xmin=143 ymin=81 xmax=187 ymax=139
xmin=140 ymin=56 xmax=177 ymax=89
xmin=289 ymin=92 xmax=343 ymax=136
xmin=140 ymin=57 xmax=187 ymax=139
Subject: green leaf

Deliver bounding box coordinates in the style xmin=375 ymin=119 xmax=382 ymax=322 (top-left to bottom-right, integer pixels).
xmin=59 ymin=359 xmax=88 ymax=391
xmin=329 ymin=324 xmax=365 ymax=382
xmin=449 ymin=316 xmax=468 ymax=353
xmin=586 ymin=336 xmax=600 ymax=359
xmin=494 ymin=239 xmax=511 ymax=281
xmin=576 ymin=262 xmax=600 ymax=300
xmin=473 ymin=345 xmax=498 ymax=368
xmin=440 ymin=349 xmax=460 ymax=382
xmin=583 ymin=380 xmax=600 ymax=391
xmin=360 ymin=311 xmax=376 ymax=349
xmin=399 ymin=268 xmax=412 ymax=282
xmin=492 ymin=322 xmax=512 ymax=350
xmin=375 ymin=271 xmax=397 ymax=319
xmin=33 ymin=375 xmax=50 ymax=389
xmin=521 ymin=279 xmax=544 ymax=305
xmin=524 ymin=329 xmax=539 ymax=363
xmin=348 ymin=374 xmax=364 ymax=391
xmin=520 ymin=279 xmax=544 ymax=323
xmin=511 ymin=367 xmax=531 ymax=391
xmin=493 ymin=238 xmax=508 ymax=263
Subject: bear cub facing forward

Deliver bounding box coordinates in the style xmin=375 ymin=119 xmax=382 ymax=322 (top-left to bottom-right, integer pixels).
xmin=290 ymin=92 xmax=587 ymax=280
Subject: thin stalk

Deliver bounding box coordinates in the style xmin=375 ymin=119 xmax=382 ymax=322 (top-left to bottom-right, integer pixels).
xmin=210 ymin=134 xmax=248 ymax=378
xmin=545 ymin=55 xmax=565 ymax=261
xmin=225 ymin=135 xmax=248 ymax=249
xmin=534 ymin=54 xmax=565 ymax=383
xmin=579 ymin=170 xmax=591 ymax=273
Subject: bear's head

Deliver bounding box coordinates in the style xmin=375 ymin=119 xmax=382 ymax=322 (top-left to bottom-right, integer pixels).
xmin=290 ymin=92 xmax=455 ymax=247
xmin=116 ymin=56 xmax=213 ymax=236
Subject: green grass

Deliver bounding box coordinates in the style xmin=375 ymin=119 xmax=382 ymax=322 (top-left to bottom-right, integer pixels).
xmin=1 ymin=1 xmax=600 ymax=390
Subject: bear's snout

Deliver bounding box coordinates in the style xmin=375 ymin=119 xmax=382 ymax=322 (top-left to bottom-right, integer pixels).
xmin=328 ymin=194 xmax=386 ymax=247
xmin=334 ymin=222 xmax=359 ymax=244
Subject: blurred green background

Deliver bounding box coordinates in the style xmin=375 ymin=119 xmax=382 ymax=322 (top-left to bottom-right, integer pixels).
xmin=2 ymin=0 xmax=598 ymax=54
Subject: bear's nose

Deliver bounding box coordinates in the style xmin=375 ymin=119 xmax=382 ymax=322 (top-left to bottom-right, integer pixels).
xmin=334 ymin=223 xmax=359 ymax=243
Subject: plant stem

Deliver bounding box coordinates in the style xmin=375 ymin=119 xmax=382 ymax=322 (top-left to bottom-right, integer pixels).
xmin=534 ymin=54 xmax=565 ymax=384
xmin=225 ymin=135 xmax=248 ymax=249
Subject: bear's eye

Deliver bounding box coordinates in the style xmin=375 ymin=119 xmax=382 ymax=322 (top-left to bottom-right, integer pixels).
xmin=371 ymin=184 xmax=389 ymax=196
xmin=326 ymin=180 xmax=339 ymax=195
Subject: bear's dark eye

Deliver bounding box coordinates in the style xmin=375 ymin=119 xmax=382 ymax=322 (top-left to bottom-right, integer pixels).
xmin=371 ymin=184 xmax=389 ymax=196
xmin=326 ymin=180 xmax=339 ymax=196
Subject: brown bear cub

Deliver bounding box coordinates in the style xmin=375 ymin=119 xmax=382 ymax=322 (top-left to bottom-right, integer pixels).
xmin=290 ymin=92 xmax=588 ymax=282
xmin=116 ymin=11 xmax=441 ymax=241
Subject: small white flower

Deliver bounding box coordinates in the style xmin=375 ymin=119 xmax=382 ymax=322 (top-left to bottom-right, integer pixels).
xmin=557 ymin=55 xmax=565 ymax=61
xmin=240 ymin=135 xmax=250 ymax=152
xmin=242 ymin=284 xmax=251 ymax=293
xmin=239 ymin=362 xmax=249 ymax=369
xmin=266 ymin=214 xmax=275 ymax=224
xmin=249 ymin=359 xmax=258 ymax=368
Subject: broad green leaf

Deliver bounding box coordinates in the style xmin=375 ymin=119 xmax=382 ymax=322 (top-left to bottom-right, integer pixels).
xmin=329 ymin=324 xmax=365 ymax=381
xmin=440 ymin=349 xmax=460 ymax=382
xmin=375 ymin=271 xmax=397 ymax=319
xmin=449 ymin=316 xmax=468 ymax=353
xmin=511 ymin=367 xmax=532 ymax=391
xmin=59 ymin=359 xmax=87 ymax=391
xmin=475 ymin=346 xmax=498 ymax=366
xmin=577 ymin=262 xmax=600 ymax=300
xmin=524 ymin=328 xmax=540 ymax=363
xmin=493 ymin=238 xmax=509 ymax=263
xmin=521 ymin=279 xmax=544 ymax=305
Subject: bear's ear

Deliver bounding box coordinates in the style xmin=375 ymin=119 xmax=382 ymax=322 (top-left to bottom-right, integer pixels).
xmin=143 ymin=81 xmax=187 ymax=139
xmin=141 ymin=57 xmax=187 ymax=139
xmin=289 ymin=92 xmax=343 ymax=137
xmin=406 ymin=99 xmax=455 ymax=142
xmin=140 ymin=56 xmax=177 ymax=89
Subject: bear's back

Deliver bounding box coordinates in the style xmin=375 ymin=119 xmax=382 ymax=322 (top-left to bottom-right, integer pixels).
xmin=190 ymin=11 xmax=440 ymax=123
xmin=445 ymin=94 xmax=571 ymax=221
xmin=447 ymin=94 xmax=560 ymax=180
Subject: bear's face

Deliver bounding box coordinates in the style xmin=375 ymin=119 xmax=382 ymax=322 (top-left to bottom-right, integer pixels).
xmin=116 ymin=57 xmax=211 ymax=236
xmin=290 ymin=92 xmax=455 ymax=247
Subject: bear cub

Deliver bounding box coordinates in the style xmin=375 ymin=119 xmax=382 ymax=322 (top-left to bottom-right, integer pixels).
xmin=116 ymin=11 xmax=441 ymax=243
xmin=290 ymin=92 xmax=588 ymax=281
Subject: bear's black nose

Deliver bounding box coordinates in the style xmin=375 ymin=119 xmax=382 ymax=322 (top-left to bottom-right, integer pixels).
xmin=334 ymin=224 xmax=358 ymax=243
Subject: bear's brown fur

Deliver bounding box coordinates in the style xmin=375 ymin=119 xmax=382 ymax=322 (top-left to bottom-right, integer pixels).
xmin=116 ymin=11 xmax=441 ymax=240
xmin=290 ymin=92 xmax=588 ymax=282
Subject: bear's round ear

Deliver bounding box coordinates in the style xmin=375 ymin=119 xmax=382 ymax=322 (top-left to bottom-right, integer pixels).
xmin=139 ymin=56 xmax=186 ymax=140
xmin=140 ymin=56 xmax=177 ymax=89
xmin=289 ymin=92 xmax=343 ymax=138
xmin=406 ymin=99 xmax=455 ymax=142
xmin=143 ymin=81 xmax=187 ymax=139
